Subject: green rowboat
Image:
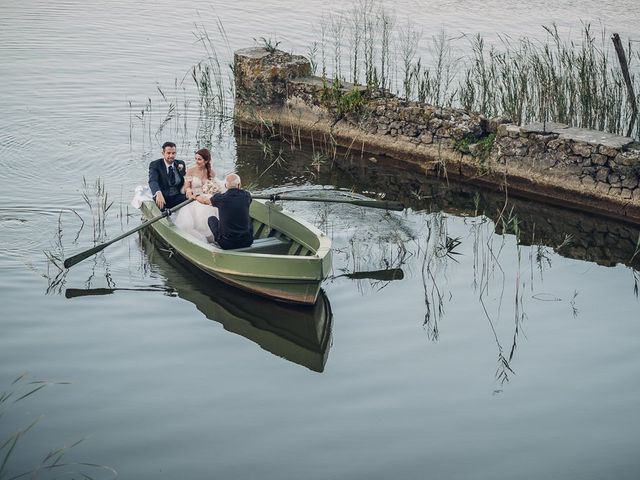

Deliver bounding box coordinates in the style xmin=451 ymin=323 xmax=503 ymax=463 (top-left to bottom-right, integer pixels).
xmin=139 ymin=199 xmax=332 ymax=304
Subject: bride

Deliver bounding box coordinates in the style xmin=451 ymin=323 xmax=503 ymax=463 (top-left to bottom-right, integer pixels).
xmin=173 ymin=148 xmax=225 ymax=242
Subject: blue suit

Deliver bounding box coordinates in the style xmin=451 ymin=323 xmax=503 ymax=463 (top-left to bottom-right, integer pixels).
xmin=148 ymin=158 xmax=187 ymax=209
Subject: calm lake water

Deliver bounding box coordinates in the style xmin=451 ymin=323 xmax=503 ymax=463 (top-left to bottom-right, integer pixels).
xmin=1 ymin=1 xmax=640 ymax=478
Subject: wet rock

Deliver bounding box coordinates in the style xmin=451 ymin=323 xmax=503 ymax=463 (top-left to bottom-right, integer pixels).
xmin=571 ymin=142 xmax=593 ymax=158
xmin=581 ymin=175 xmax=596 ymax=187
xmin=591 ymin=153 xmax=608 ymax=166
xmin=547 ymin=139 xmax=564 ymax=150
xmin=599 ymin=145 xmax=619 ymax=157
xmin=615 ymin=150 xmax=640 ymax=167
xmin=608 ymin=172 xmax=621 ymax=185
xmin=622 ymin=176 xmax=639 ymax=189
xmin=488 ymin=116 xmax=512 ymax=133
xmin=419 ymin=132 xmax=434 ymax=144
xmin=596 ymin=168 xmax=610 ymax=183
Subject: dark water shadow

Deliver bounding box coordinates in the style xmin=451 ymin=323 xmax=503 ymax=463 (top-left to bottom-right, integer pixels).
xmin=234 ymin=132 xmax=640 ymax=271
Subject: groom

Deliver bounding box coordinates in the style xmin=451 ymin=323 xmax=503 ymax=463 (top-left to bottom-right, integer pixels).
xmin=148 ymin=141 xmax=187 ymax=210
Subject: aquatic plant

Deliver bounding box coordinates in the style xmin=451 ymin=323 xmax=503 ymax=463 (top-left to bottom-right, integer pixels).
xmin=319 ymin=78 xmax=368 ymax=121
xmin=313 ymin=3 xmax=639 ymax=139
xmin=254 ymin=36 xmax=281 ymax=54
xmin=0 ymin=373 xmax=116 ymax=479
xmin=81 ymin=177 xmax=113 ymax=244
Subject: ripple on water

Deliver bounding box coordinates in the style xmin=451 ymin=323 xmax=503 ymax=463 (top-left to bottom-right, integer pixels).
xmin=0 ymin=207 xmax=79 ymax=262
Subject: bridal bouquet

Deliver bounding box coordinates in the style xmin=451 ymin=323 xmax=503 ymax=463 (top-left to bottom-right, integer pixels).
xmin=201 ymin=179 xmax=220 ymax=195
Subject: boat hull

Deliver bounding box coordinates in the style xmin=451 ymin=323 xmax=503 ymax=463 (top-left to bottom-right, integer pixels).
xmin=140 ymin=199 xmax=332 ymax=304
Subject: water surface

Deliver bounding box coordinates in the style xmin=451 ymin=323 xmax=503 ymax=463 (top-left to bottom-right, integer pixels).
xmin=1 ymin=1 xmax=639 ymax=478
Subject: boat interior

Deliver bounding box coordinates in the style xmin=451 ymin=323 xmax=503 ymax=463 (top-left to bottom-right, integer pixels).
xmin=230 ymin=218 xmax=315 ymax=256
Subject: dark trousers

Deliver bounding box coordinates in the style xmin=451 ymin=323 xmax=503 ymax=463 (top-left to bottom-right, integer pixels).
xmin=164 ymin=192 xmax=187 ymax=210
xmin=208 ymin=216 xmax=253 ymax=250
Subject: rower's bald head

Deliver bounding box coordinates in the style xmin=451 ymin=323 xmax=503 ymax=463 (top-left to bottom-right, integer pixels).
xmin=225 ymin=173 xmax=241 ymax=189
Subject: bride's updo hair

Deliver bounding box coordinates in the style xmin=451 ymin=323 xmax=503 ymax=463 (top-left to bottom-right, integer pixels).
xmin=196 ymin=148 xmax=213 ymax=179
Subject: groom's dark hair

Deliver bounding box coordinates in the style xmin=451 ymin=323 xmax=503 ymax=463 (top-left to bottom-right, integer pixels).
xmin=162 ymin=141 xmax=176 ymax=150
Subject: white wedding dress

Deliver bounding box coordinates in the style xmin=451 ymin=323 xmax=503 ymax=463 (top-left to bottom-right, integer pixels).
xmin=173 ymin=176 xmax=226 ymax=242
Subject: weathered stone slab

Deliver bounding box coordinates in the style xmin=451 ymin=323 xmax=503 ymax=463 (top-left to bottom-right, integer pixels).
xmin=559 ymin=127 xmax=634 ymax=150
xmin=520 ymin=122 xmax=569 ymax=133
xmin=522 ymin=122 xmax=635 ymax=150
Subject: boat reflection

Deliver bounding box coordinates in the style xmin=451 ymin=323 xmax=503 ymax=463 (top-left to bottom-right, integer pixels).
xmin=67 ymin=232 xmax=333 ymax=372
xmin=141 ymin=233 xmax=333 ymax=372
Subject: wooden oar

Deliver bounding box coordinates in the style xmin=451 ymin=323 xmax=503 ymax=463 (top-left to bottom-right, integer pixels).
xmin=252 ymin=194 xmax=405 ymax=211
xmin=63 ymin=198 xmax=194 ymax=269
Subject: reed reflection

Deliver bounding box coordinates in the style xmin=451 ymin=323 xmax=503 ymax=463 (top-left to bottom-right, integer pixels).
xmin=236 ymin=133 xmax=640 ymax=271
xmin=232 ymin=133 xmax=640 ymax=387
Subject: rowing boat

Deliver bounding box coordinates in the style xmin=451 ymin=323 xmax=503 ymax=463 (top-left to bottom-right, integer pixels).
xmin=139 ymin=198 xmax=332 ymax=304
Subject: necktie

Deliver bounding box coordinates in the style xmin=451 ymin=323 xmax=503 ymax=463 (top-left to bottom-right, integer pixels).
xmin=168 ymin=165 xmax=176 ymax=186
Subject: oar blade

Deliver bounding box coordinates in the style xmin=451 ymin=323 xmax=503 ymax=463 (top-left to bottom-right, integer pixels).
xmin=63 ymin=244 xmax=109 ymax=269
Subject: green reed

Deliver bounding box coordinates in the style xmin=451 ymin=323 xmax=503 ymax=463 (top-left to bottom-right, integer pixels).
xmin=1 ymin=374 xmax=116 ymax=479
xmin=319 ymin=0 xmax=394 ymax=88
xmin=456 ymin=24 xmax=637 ymax=138
xmin=314 ymin=2 xmax=639 ymax=139
xmin=128 ymin=14 xmax=234 ymax=150
xmin=81 ymin=177 xmax=113 ymax=244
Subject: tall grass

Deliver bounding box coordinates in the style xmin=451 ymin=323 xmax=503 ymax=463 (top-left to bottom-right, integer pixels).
xmin=81 ymin=177 xmax=113 ymax=244
xmin=128 ymin=14 xmax=235 ymax=151
xmin=314 ymin=4 xmax=639 ymax=140
xmin=458 ymin=24 xmax=635 ymax=135
xmin=319 ymin=0 xmax=394 ymax=88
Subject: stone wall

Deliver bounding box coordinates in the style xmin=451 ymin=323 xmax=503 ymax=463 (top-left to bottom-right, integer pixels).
xmin=234 ymin=47 xmax=640 ymax=224
xmin=494 ymin=122 xmax=640 ymax=202
xmin=286 ymin=77 xmax=492 ymax=143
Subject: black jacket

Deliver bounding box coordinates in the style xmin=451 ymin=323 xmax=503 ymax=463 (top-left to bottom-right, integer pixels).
xmin=210 ymin=188 xmax=253 ymax=248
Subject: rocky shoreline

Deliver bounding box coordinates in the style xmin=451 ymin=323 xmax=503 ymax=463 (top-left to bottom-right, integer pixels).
xmin=233 ymin=47 xmax=640 ymax=225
